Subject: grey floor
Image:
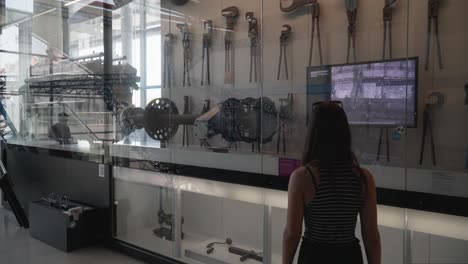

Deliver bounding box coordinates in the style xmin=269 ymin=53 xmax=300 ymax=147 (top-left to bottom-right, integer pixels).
xmin=0 ymin=207 xmax=145 ymax=264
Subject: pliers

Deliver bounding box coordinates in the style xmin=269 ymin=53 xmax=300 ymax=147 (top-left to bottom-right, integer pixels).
xmin=425 ymin=0 xmax=443 ymax=70
xmin=177 ymin=23 xmax=191 ymax=87
xmin=309 ymin=2 xmax=323 ymax=66
xmin=201 ymin=20 xmax=213 ymax=86
xmin=383 ymin=0 xmax=397 ymax=60
xmin=163 ymin=33 xmax=174 ymax=89
xmin=246 ymin=12 xmax=259 ymax=83
xmin=345 ymin=0 xmax=358 ymax=63
xmin=277 ymin=25 xmax=292 ymax=80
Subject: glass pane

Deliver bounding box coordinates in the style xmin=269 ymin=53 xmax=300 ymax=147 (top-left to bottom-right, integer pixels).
xmin=146 ymin=31 xmax=161 ymax=86
xmin=114 ymin=166 xmax=176 ymax=256
xmin=146 ymin=88 xmax=161 ymax=104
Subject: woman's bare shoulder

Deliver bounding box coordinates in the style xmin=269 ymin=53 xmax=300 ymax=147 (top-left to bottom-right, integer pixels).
xmin=288 ymin=167 xmax=308 ymax=191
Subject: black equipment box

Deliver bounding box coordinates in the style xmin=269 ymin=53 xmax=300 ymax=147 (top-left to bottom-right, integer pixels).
xmin=29 ymin=199 xmax=100 ymax=252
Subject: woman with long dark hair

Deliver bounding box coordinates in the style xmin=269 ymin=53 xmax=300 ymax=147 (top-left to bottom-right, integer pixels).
xmin=282 ymin=102 xmax=381 ymax=264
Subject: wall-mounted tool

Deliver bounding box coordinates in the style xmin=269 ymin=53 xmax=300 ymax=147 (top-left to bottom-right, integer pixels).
xmin=163 ymin=33 xmax=174 ymax=89
xmin=278 ymin=1 xmax=321 ymax=67
xmin=222 ymin=6 xmax=240 ymax=84
xmin=309 ymin=2 xmax=323 ymax=66
xmin=177 ymin=23 xmax=191 ymax=87
xmin=246 ymin=12 xmax=259 ymax=83
xmin=277 ymin=93 xmax=294 ymax=154
xmin=280 ymin=0 xmax=317 ymax=13
xmin=425 ymin=0 xmax=443 ymax=70
xmin=383 ymin=0 xmax=397 ymax=60
xmin=182 ymin=96 xmax=191 ymax=146
xmin=206 ymin=238 xmax=233 ymax=254
xmin=201 ymin=20 xmax=213 ymax=86
xmin=377 ymin=0 xmax=397 ymax=163
xmin=345 ymin=0 xmax=358 ymax=63
xmin=419 ymin=92 xmax=444 ymax=166
xmin=277 ymin=25 xmax=292 ymax=80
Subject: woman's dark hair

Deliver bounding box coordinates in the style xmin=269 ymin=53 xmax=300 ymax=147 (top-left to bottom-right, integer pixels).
xmin=302 ymin=102 xmax=357 ymax=166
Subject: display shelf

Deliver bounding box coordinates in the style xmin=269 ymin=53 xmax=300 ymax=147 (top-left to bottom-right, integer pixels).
xmin=113 ymin=166 xmax=468 ymax=241
xmin=6 ymin=138 xmax=105 ymax=156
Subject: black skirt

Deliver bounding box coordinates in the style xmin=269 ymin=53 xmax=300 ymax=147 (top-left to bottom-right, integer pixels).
xmin=298 ymin=238 xmax=364 ymax=264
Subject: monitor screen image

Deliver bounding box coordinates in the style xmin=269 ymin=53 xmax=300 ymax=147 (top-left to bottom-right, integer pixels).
xmin=330 ymin=58 xmax=418 ymax=127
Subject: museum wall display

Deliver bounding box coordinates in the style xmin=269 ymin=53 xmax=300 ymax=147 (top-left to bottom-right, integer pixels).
xmin=0 ymin=0 xmax=467 ymax=264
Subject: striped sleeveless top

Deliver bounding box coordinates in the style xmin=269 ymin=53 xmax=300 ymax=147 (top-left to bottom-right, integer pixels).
xmin=303 ymin=161 xmax=363 ymax=243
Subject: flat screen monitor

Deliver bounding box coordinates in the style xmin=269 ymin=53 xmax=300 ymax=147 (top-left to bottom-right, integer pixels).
xmin=330 ymin=58 xmax=418 ymax=127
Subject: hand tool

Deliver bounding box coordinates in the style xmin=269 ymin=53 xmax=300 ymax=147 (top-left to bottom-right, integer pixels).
xmin=222 ymin=6 xmax=239 ymax=84
xmin=377 ymin=0 xmax=397 ymax=162
xmin=419 ymin=92 xmax=444 ymax=166
xmin=277 ymin=93 xmax=293 ymax=154
xmin=228 ymin=246 xmax=263 ymax=262
xmin=345 ymin=0 xmax=358 ymax=63
xmin=201 ymin=20 xmax=213 ymax=86
xmin=177 ymin=23 xmax=191 ymax=87
xmin=309 ymin=2 xmax=323 ymax=66
xmin=280 ymin=0 xmax=317 ymax=13
xmin=425 ymin=0 xmax=443 ymax=70
xmin=182 ymin=95 xmax=190 ymax=146
xmin=163 ymin=33 xmax=174 ymax=89
xmin=277 ymin=25 xmax=292 ymax=80
xmin=206 ymin=238 xmax=233 ymax=254
xmin=383 ymin=0 xmax=397 ymax=60
xmin=246 ymin=12 xmax=259 ymax=83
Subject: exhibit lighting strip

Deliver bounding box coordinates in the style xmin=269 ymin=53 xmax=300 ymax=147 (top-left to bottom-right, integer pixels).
xmin=114 ymin=166 xmax=468 ymax=241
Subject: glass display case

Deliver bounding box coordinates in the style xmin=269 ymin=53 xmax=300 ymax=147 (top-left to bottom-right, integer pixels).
xmin=0 ymin=0 xmax=467 ymax=264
